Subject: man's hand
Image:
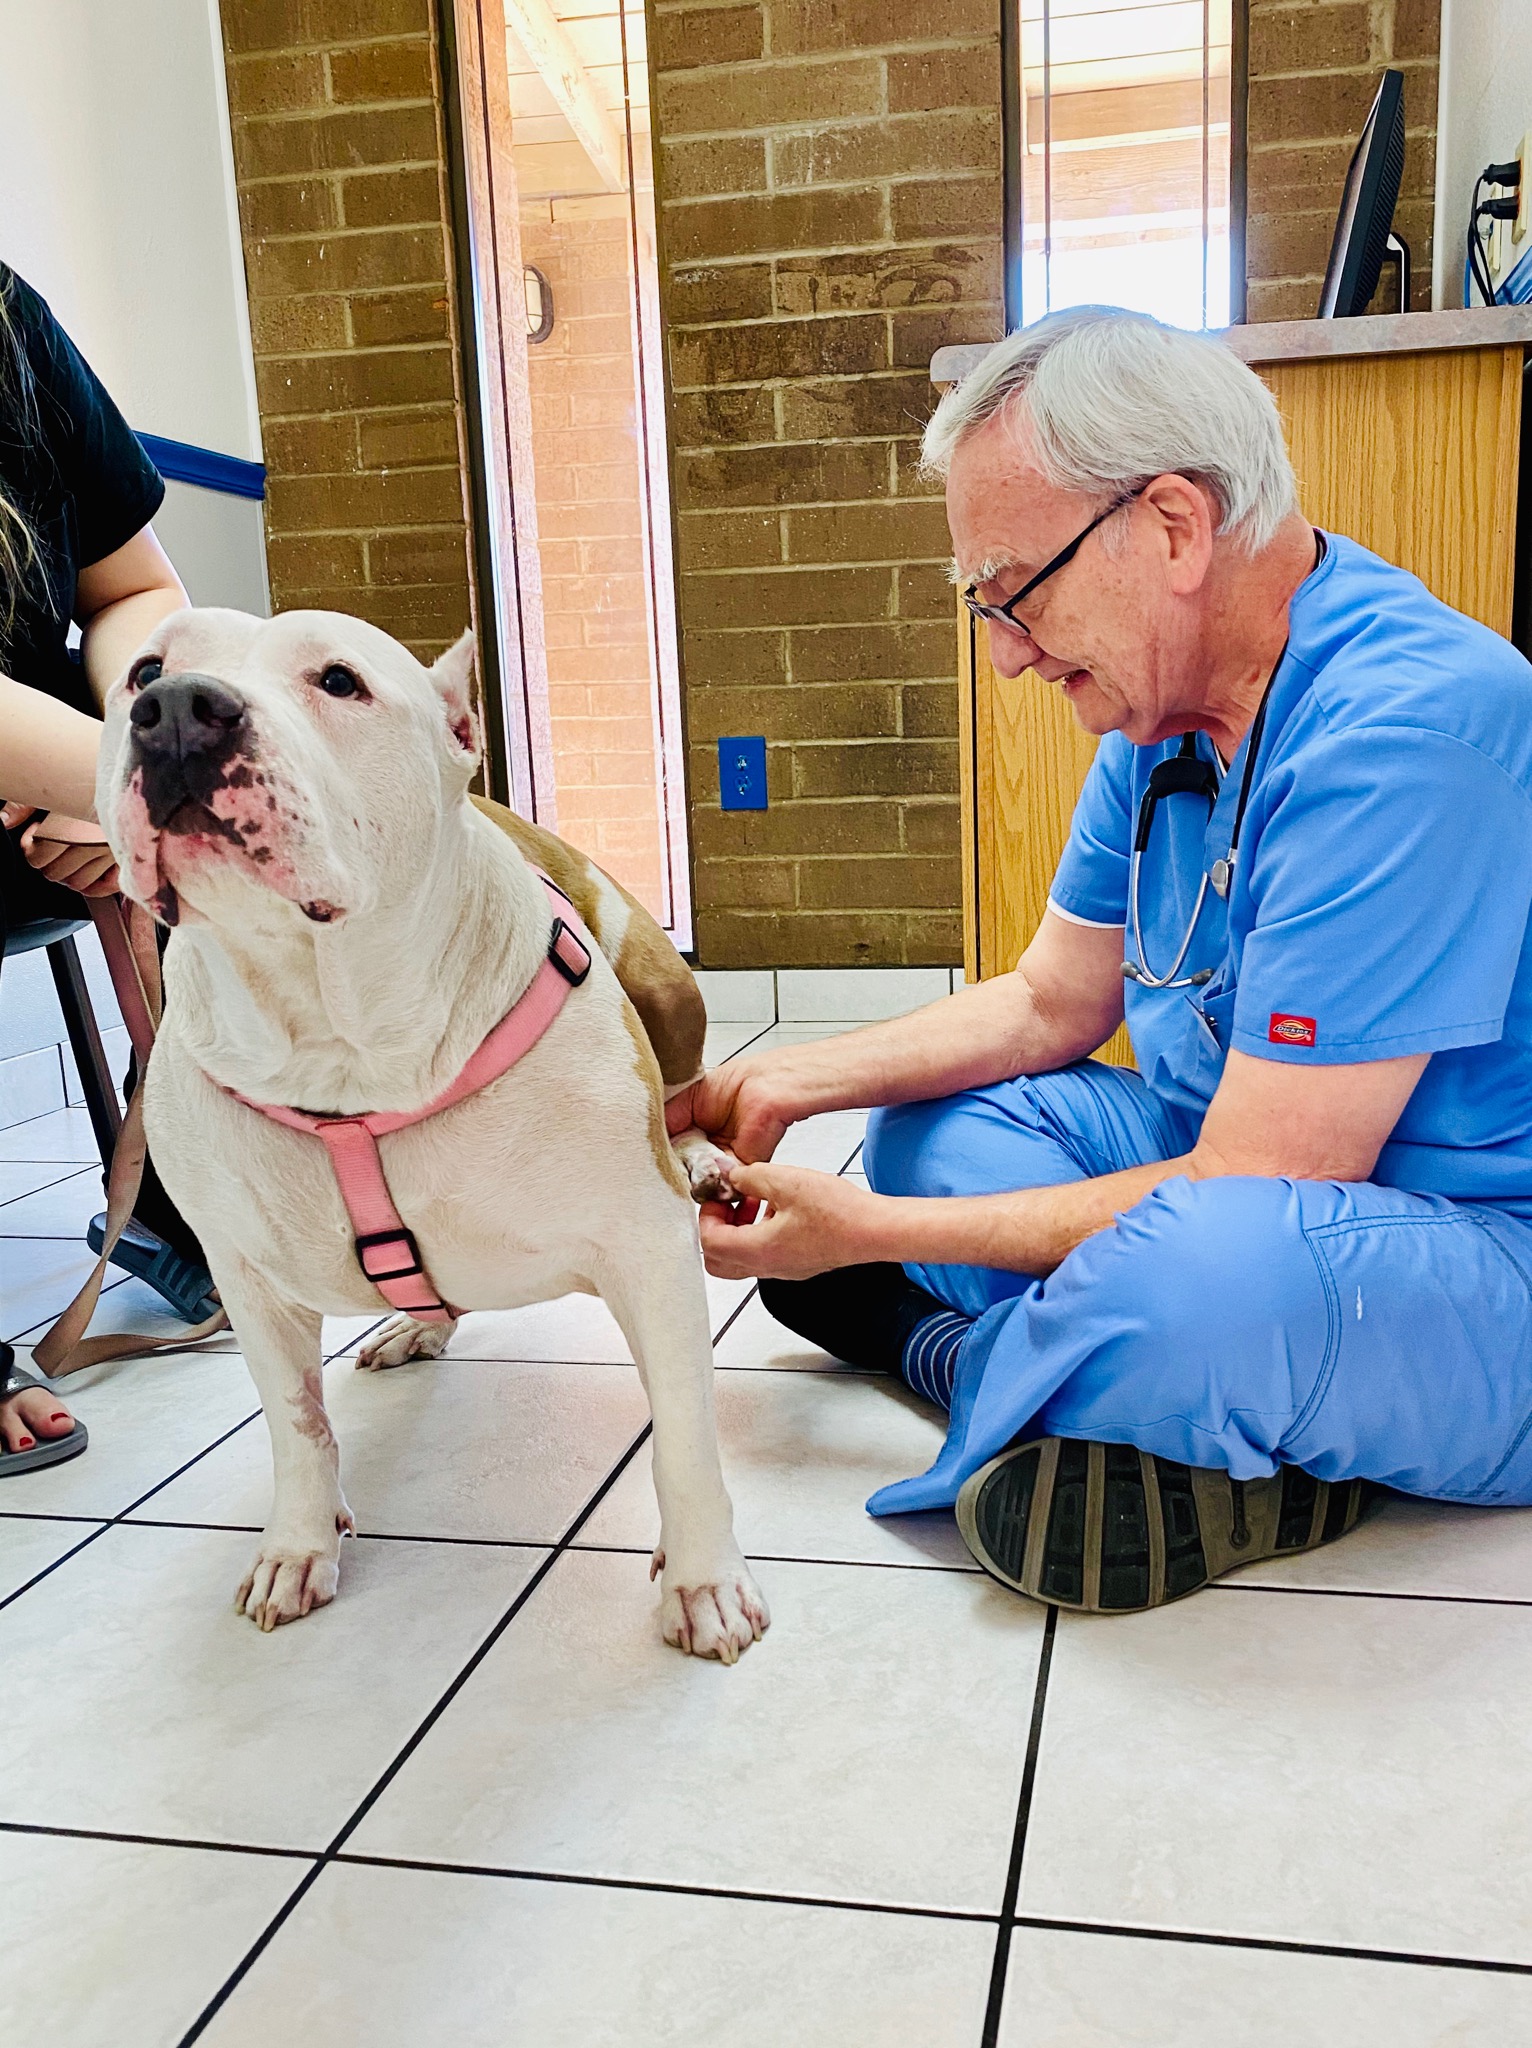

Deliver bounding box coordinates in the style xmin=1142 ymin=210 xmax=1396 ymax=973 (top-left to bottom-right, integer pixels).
xmin=1 ymin=806 xmax=120 ymax=897
xmin=665 ymin=1054 xmax=808 ymax=1165
xmin=699 ymin=1161 xmax=893 ymax=1280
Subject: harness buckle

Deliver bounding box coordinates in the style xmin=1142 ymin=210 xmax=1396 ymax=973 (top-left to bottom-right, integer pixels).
xmin=354 ymin=1225 xmax=428 ymax=1285
xmin=547 ymin=917 xmax=591 ymax=987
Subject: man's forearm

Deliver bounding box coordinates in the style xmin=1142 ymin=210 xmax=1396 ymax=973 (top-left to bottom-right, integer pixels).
xmin=862 ymin=1153 xmax=1194 ymax=1278
xmin=764 ymin=973 xmax=1098 ymax=1123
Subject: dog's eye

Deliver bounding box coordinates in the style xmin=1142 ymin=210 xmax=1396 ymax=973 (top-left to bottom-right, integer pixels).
xmin=129 ymin=657 xmax=163 ymax=689
xmin=317 ymin=664 xmax=366 ymax=700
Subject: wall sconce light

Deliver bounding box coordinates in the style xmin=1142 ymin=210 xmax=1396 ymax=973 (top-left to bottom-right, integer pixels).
xmin=524 ymin=265 xmax=554 ymax=343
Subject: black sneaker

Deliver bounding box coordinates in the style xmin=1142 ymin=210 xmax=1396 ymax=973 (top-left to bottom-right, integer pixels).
xmin=759 ymin=1262 xmax=954 ymax=1373
xmin=87 ymin=1214 xmax=219 ymax=1324
xmin=956 ymin=1438 xmax=1376 ymax=1613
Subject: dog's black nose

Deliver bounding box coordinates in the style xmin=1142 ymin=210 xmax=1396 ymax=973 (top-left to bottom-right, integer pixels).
xmin=129 ymin=675 xmax=248 ymax=757
xmin=129 ymin=673 xmax=252 ymax=831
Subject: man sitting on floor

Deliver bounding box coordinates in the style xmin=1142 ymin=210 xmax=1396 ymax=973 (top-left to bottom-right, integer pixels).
xmin=668 ymin=306 xmax=1532 ymax=1614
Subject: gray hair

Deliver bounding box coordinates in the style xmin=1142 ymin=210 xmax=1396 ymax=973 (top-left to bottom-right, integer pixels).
xmin=923 ymin=306 xmax=1297 ymax=553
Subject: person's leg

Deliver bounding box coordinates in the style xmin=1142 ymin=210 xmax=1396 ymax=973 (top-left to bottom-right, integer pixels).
xmin=997 ymin=1175 xmax=1532 ymax=1501
xmin=862 ymin=1057 xmax=1196 ymax=1313
xmin=0 ymin=828 xmax=89 ymax=1457
xmin=871 ymin=1172 xmax=1532 ymax=1605
xmin=0 ymin=823 xmax=213 ymax=1319
xmin=761 ymin=1060 xmax=1194 ymax=1407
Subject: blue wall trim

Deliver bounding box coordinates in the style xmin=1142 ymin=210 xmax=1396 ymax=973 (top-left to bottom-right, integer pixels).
xmin=137 ymin=432 xmax=266 ymax=501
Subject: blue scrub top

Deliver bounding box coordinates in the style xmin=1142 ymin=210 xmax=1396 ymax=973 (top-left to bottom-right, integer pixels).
xmin=1049 ymin=533 xmax=1532 ymax=1214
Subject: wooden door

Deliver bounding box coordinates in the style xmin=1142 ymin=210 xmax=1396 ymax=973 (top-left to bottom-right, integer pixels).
xmin=958 ymin=604 xmax=1135 ymax=1062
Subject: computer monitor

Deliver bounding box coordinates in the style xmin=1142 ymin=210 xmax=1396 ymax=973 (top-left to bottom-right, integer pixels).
xmin=1317 ymin=70 xmax=1407 ymax=318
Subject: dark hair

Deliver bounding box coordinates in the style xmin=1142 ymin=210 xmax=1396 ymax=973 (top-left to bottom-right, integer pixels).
xmin=0 ymin=265 xmax=42 ymax=652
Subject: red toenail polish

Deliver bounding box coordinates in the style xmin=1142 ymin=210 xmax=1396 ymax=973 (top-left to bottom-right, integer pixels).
xmin=50 ymin=1411 xmax=68 ymax=1423
xmin=17 ymin=1436 xmax=34 ymax=1449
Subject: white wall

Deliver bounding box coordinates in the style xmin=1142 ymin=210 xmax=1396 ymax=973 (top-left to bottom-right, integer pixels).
xmin=1433 ymin=0 xmax=1532 ymax=308
xmin=154 ymin=483 xmax=270 ymax=615
xmin=0 ymin=0 xmax=260 ymax=461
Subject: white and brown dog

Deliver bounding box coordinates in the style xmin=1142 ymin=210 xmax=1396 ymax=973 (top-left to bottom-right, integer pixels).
xmin=95 ymin=607 xmax=768 ymax=1661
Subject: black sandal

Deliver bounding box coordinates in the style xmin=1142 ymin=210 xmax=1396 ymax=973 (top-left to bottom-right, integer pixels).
xmin=0 ymin=1343 xmax=88 ymax=1476
xmin=956 ymin=1438 xmax=1373 ymax=1612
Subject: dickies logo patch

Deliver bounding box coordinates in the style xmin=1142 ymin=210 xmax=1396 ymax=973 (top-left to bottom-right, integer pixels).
xmin=1269 ymin=1013 xmax=1317 ymax=1047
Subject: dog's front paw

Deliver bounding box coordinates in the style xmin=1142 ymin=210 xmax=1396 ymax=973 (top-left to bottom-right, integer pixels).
xmin=236 ymin=1536 xmax=342 ymax=1631
xmin=356 ymin=1314 xmax=457 ymax=1370
xmin=659 ymin=1556 xmax=770 ymax=1663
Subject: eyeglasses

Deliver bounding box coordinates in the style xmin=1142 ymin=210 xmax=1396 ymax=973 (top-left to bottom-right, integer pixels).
xmin=962 ymin=487 xmax=1144 ymax=632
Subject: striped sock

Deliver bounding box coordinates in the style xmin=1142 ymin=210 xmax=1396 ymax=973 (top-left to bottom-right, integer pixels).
xmin=899 ymin=1310 xmax=972 ymax=1412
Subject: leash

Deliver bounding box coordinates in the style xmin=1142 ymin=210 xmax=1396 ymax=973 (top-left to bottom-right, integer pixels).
xmin=33 ymin=898 xmax=229 ymax=1379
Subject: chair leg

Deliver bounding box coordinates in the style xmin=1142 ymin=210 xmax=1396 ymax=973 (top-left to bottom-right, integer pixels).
xmin=47 ymin=937 xmax=121 ymax=1172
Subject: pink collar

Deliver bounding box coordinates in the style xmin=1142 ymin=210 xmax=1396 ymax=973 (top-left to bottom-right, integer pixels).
xmin=226 ymin=876 xmax=592 ymax=1323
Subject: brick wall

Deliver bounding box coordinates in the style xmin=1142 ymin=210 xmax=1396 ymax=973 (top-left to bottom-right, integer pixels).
xmin=521 ymin=200 xmax=666 ymax=917
xmin=650 ymin=0 xmax=1003 ymax=969
xmin=220 ymin=0 xmax=475 ymax=663
xmin=1245 ymin=0 xmax=1440 ymax=322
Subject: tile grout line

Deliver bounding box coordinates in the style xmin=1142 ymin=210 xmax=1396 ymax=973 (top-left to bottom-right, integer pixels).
xmin=0 ymin=1162 xmax=99 ymax=1213
xmin=173 ymin=1416 xmax=660 ymax=2047
xmin=11 ymin=1515 xmax=985 ymax=1576
xmin=10 ymin=1812 xmax=1532 ymax=1984
xmin=331 ymin=1852 xmax=1002 ymax=1925
xmin=1007 ymin=1911 xmax=1532 ymax=1979
xmin=0 ymin=1817 xmax=315 ymax=1863
xmin=0 ymin=1321 xmax=386 ymax=1615
xmin=0 ymin=1510 xmax=111 ymax=1525
xmin=0 ymin=1405 xmax=264 ymax=1617
xmin=980 ymin=1604 xmax=1058 ymax=2048
xmin=0 ymin=1816 xmax=995 ymax=1928
xmin=713 ymin=1018 xmax=777 ymax=1062
xmin=14 ymin=1502 xmax=1532 ymax=1604
xmin=709 ymin=1282 xmax=760 ymax=1349
xmin=7 ymin=1271 xmax=128 ymax=1348
xmin=0 ymin=1099 xmax=99 ymax=1138
xmin=1208 ymin=1579 xmax=1532 ymax=1609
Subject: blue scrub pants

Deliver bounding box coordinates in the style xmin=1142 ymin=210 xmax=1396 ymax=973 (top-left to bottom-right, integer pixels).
xmin=861 ymin=1060 xmax=1532 ymax=1518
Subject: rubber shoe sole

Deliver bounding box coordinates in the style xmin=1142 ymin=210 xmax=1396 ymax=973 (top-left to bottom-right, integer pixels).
xmin=86 ymin=1214 xmax=219 ymax=1325
xmin=955 ymin=1439 xmax=1372 ymax=1613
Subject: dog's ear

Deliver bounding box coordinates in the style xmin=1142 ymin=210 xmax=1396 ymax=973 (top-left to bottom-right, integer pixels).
xmin=430 ymin=630 xmax=480 ymax=757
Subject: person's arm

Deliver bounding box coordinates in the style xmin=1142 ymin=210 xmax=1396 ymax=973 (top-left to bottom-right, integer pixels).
xmin=700 ymin=1046 xmax=1430 ymax=1282
xmin=0 ymin=526 xmax=188 ymax=894
xmin=671 ymin=909 xmax=1127 ymax=1163
xmin=76 ymin=525 xmax=187 ymax=710
xmin=0 ymin=672 xmax=109 ymax=816
xmin=0 ymin=527 xmax=184 ymax=816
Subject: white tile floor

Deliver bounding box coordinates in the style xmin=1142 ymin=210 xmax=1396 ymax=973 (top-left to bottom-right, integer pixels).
xmin=3 ymin=1033 xmax=1532 ymax=2044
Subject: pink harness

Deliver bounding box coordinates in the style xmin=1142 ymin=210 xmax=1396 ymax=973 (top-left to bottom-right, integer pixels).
xmin=231 ymin=877 xmax=593 ymax=1323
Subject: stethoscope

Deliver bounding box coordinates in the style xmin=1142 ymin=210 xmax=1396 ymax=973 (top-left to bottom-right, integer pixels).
xmin=1122 ymin=676 xmax=1276 ymax=991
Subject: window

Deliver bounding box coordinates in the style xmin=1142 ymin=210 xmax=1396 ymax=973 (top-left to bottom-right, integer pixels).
xmin=1014 ymin=0 xmax=1234 ymax=331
